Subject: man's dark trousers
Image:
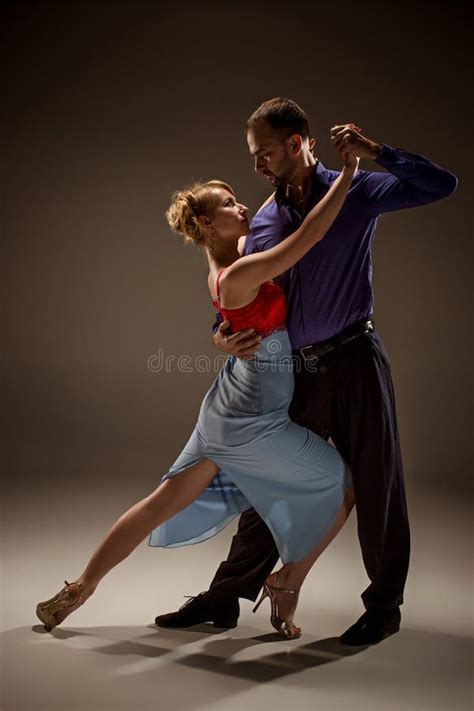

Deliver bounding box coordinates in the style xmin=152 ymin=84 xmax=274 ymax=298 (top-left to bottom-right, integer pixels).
xmin=207 ymin=328 xmax=410 ymax=612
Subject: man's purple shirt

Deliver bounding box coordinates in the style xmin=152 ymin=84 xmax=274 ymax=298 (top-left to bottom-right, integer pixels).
xmin=217 ymin=145 xmax=457 ymax=349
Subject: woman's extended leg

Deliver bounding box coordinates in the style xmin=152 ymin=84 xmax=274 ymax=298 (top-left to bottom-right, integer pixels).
xmin=259 ymin=485 xmax=355 ymax=634
xmin=38 ymin=458 xmax=220 ymax=627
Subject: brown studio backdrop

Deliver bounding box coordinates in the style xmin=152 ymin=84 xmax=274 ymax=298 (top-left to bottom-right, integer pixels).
xmin=2 ymin=1 xmax=471 ymax=526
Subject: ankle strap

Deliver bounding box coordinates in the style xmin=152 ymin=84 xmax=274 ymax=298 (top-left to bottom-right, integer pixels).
xmin=268 ymin=572 xmax=297 ymax=595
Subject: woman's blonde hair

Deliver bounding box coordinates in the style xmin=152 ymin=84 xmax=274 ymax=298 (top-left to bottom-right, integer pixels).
xmin=166 ymin=180 xmax=234 ymax=246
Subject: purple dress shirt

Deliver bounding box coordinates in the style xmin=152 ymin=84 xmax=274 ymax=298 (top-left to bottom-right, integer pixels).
xmin=217 ymin=144 xmax=457 ymax=349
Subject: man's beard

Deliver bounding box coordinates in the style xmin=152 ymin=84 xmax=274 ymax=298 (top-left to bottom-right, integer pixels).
xmin=275 ymin=153 xmax=297 ymax=189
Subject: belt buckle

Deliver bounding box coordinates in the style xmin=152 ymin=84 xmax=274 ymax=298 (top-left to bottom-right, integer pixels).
xmin=355 ymin=320 xmax=374 ymax=339
xmin=340 ymin=320 xmax=374 ymax=346
xmin=300 ymin=345 xmax=319 ymax=364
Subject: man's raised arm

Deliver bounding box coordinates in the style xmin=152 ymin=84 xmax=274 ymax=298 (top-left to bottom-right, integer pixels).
xmin=331 ymin=123 xmax=458 ymax=217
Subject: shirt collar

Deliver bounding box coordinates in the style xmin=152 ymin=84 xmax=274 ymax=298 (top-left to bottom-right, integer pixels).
xmin=275 ymin=159 xmax=332 ymax=207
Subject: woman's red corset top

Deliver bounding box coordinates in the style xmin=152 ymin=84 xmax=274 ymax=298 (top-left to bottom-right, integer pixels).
xmin=212 ymin=268 xmax=287 ymax=338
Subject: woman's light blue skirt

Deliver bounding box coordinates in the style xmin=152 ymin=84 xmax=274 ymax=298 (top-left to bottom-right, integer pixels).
xmin=149 ymin=330 xmax=351 ymax=563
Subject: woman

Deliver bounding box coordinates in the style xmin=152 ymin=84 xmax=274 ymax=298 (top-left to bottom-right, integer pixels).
xmin=36 ymin=151 xmax=358 ymax=639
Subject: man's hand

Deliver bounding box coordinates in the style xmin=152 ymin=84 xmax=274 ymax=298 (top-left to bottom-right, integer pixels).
xmin=213 ymin=318 xmax=262 ymax=360
xmin=331 ymin=123 xmax=382 ymax=161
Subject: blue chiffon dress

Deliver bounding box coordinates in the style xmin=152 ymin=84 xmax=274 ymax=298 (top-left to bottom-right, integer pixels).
xmin=149 ymin=270 xmax=351 ymax=563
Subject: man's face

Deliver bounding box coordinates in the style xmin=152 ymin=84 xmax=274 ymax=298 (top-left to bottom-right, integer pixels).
xmin=247 ymin=121 xmax=297 ymax=188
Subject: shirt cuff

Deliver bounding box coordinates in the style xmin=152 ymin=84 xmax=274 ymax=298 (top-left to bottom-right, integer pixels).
xmin=374 ymin=143 xmax=398 ymax=167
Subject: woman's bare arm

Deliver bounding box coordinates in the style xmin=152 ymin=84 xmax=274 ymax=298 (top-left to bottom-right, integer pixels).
xmin=220 ymin=160 xmax=357 ymax=302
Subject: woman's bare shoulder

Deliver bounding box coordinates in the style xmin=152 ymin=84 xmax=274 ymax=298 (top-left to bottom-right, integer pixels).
xmin=218 ymin=266 xmax=260 ymax=309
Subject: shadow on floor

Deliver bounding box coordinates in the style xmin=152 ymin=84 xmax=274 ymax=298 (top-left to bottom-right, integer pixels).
xmin=174 ymin=634 xmax=367 ymax=682
xmin=2 ymin=625 xmax=473 ymax=711
xmin=32 ymin=621 xmax=368 ymax=683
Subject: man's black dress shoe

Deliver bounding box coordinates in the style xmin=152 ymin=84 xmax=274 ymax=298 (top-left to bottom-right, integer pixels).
xmin=339 ymin=608 xmax=401 ymax=646
xmin=155 ymin=592 xmax=240 ymax=629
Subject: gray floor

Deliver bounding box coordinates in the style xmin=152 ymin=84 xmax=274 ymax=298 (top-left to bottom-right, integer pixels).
xmin=1 ymin=443 xmax=473 ymax=711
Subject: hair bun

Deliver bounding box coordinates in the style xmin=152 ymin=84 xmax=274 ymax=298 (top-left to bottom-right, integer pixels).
xmin=165 ymin=180 xmax=235 ymax=247
xmin=166 ymin=190 xmax=202 ymax=245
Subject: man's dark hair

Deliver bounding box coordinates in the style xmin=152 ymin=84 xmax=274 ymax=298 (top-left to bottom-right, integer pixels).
xmin=246 ymin=97 xmax=310 ymax=140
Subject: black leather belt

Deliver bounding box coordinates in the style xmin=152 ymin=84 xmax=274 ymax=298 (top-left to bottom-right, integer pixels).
xmin=295 ymin=318 xmax=374 ymax=363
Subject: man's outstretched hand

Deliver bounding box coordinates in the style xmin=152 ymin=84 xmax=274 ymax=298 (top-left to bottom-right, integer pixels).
xmin=331 ymin=123 xmax=382 ymax=161
xmin=213 ymin=318 xmax=262 ymax=360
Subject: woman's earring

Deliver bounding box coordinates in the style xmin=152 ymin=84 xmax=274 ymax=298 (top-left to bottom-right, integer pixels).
xmin=209 ymin=229 xmax=216 ymax=254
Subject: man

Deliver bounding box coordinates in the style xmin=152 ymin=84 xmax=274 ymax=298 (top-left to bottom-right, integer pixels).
xmin=156 ymin=98 xmax=457 ymax=645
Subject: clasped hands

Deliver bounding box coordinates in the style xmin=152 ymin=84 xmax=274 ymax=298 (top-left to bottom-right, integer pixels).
xmin=331 ymin=123 xmax=382 ymax=162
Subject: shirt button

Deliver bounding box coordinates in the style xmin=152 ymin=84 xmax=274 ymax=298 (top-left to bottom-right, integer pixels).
xmin=319 ymin=365 xmax=328 ymax=373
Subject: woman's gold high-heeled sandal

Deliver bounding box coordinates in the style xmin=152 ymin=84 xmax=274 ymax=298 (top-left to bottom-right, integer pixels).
xmin=252 ymin=572 xmax=301 ymax=639
xmin=36 ymin=580 xmax=84 ymax=631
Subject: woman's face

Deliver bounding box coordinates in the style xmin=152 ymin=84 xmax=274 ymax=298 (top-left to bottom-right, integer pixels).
xmin=209 ymin=188 xmax=249 ymax=240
